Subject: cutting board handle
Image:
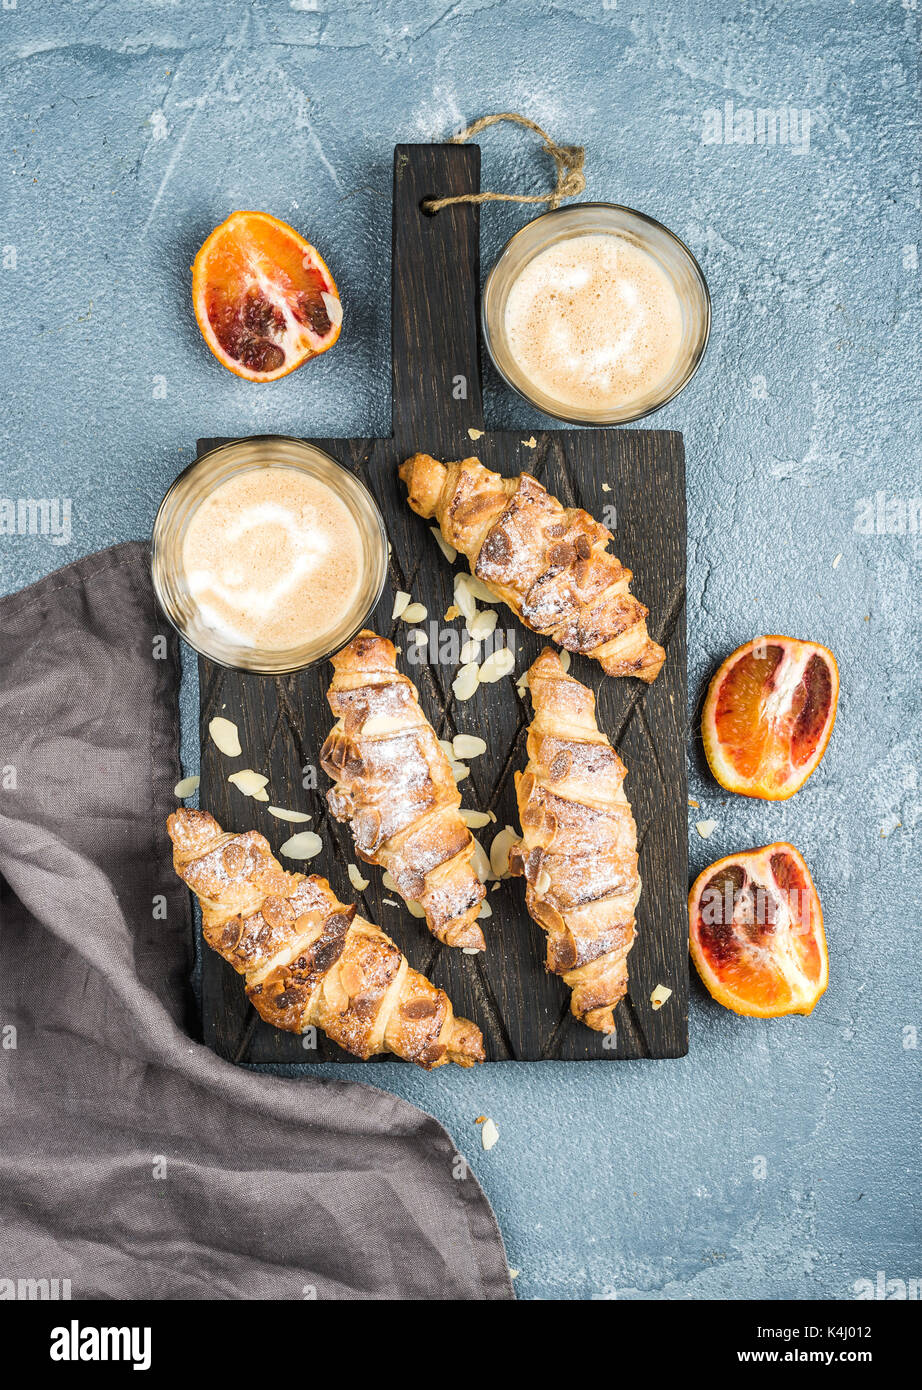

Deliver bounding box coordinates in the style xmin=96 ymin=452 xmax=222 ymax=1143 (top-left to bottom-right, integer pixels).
xmin=391 ymin=144 xmax=484 ymax=448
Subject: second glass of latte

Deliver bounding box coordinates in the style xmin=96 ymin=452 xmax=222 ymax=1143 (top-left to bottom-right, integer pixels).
xmin=482 ymin=203 xmax=710 ymax=426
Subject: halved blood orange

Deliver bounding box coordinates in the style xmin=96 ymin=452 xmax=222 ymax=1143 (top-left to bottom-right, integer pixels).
xmin=702 ymin=636 xmax=839 ymax=799
xmin=192 ymin=211 xmax=342 ymax=381
xmin=689 ymin=843 xmax=828 ymax=1017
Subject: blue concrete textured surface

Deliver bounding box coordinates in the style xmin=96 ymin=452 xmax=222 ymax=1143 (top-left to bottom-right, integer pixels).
xmin=2 ymin=1 xmax=919 ymax=1300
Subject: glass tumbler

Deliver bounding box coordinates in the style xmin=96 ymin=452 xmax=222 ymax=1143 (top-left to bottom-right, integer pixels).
xmin=482 ymin=202 xmax=711 ymax=426
xmin=151 ymin=436 xmax=388 ymax=674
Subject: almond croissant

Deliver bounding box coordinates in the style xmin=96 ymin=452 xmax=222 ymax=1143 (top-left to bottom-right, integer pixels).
xmin=167 ymin=808 xmax=484 ymax=1068
xmin=509 ymin=649 xmax=640 ymax=1032
xmin=320 ymin=630 xmax=486 ymax=950
xmin=399 ymin=452 xmax=665 ymax=682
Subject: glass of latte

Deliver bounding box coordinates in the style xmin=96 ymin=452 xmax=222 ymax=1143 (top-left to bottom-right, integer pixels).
xmin=482 ymin=204 xmax=710 ymax=425
xmin=152 ymin=437 xmax=388 ymax=673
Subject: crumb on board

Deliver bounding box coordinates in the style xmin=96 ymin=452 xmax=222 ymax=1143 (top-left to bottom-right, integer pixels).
xmin=650 ymin=984 xmax=673 ymax=1010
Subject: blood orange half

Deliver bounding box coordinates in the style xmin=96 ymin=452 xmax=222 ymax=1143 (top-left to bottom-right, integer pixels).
xmin=702 ymin=636 xmax=839 ymax=799
xmin=192 ymin=211 xmax=342 ymax=381
xmin=689 ymin=843 xmax=828 ymax=1017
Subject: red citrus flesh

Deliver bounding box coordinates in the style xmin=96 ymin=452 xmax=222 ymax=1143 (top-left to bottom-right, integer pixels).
xmin=192 ymin=211 xmax=342 ymax=381
xmin=689 ymin=842 xmax=828 ymax=1017
xmin=702 ymin=637 xmax=839 ymax=799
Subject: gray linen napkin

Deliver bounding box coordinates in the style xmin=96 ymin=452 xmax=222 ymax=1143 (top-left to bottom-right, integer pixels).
xmin=0 ymin=541 xmax=512 ymax=1300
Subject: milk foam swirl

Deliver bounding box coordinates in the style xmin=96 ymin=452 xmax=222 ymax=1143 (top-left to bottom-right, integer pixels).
xmin=503 ymin=232 xmax=683 ymax=413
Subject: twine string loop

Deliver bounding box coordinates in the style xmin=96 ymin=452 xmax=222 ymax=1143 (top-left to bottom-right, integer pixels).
xmin=421 ymin=112 xmax=586 ymax=214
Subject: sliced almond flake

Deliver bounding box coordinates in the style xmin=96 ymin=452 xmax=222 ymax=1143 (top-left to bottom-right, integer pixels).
xmin=391 ymin=590 xmax=411 ymax=620
xmin=650 ymin=984 xmax=673 ymax=1010
xmin=534 ymin=868 xmax=552 ymax=895
xmin=478 ymin=647 xmax=515 ymax=683
xmin=407 ymin=627 xmax=428 ymax=647
xmin=439 ymin=738 xmax=455 ymax=758
xmin=558 ymin=650 xmax=571 ymax=673
xmin=453 ymin=574 xmax=477 ymax=622
xmin=451 ymin=760 xmax=470 ymax=783
xmin=459 ymin=637 xmax=480 ymax=665
xmin=487 ymin=810 xmax=497 ymax=823
xmin=174 ymin=775 xmax=200 ymax=798
xmin=467 ymin=427 xmax=484 ymax=441
xmin=279 ymin=831 xmax=323 ymax=860
xmin=268 ymin=805 xmax=312 ymax=823
xmin=382 ymin=897 xmax=400 ymax=907
xmin=516 ymin=677 xmax=530 ymax=699
xmin=466 ymin=576 xmax=497 ymax=605
xmin=521 ymin=436 xmax=537 ymax=448
xmin=401 ymin=602 xmax=427 ymax=623
xmin=431 ymin=526 xmax=457 ymax=563
xmin=362 ymin=713 xmax=407 ymax=737
xmin=347 ymin=863 xmax=370 ymax=892
xmin=832 ymin=552 xmax=843 ymax=568
xmin=228 ymin=769 xmax=270 ymax=797
xmin=444 ymin=604 xmax=460 ymax=621
xmin=470 ymin=837 xmax=491 ymax=882
xmin=480 ymin=1117 xmax=499 ymax=1150
xmin=695 ymin=820 xmax=717 ymax=839
xmin=407 ymin=899 xmax=427 ymax=918
xmin=453 ymin=734 xmax=487 ymax=760
xmin=462 ymin=946 xmax=483 ymax=955
xmin=467 ymin=609 xmax=498 ymax=641
xmin=209 ymin=716 xmax=242 ymax=758
xmin=490 ymin=825 xmax=519 ymax=880
xmin=251 ymin=789 xmax=270 ymax=802
xmin=478 ymin=900 xmax=493 ymax=919
xmin=510 ymin=1270 xmax=520 ymax=1280
xmin=382 ymin=871 xmax=398 ymax=891
xmin=460 ymin=808 xmax=492 ymax=829
xmin=601 ymin=482 xmax=611 ymax=492
xmin=452 ymin=661 xmax=480 ymax=702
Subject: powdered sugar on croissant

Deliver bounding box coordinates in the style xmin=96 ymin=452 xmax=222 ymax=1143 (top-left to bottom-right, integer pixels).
xmin=167 ymin=808 xmax=484 ymax=1068
xmin=509 ymin=649 xmax=640 ymax=1032
xmin=399 ymin=452 xmax=665 ymax=682
xmin=320 ymin=630 xmax=486 ymax=950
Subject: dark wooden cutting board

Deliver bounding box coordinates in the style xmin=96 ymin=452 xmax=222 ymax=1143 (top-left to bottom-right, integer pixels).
xmin=195 ymin=144 xmax=687 ymax=1063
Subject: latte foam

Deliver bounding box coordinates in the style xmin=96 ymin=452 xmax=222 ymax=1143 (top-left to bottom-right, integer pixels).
xmin=181 ymin=467 xmax=364 ymax=652
xmin=503 ymin=232 xmax=683 ymax=413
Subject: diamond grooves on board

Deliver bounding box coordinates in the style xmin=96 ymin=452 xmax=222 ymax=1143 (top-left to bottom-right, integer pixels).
xmin=194 ymin=426 xmax=687 ymax=1063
